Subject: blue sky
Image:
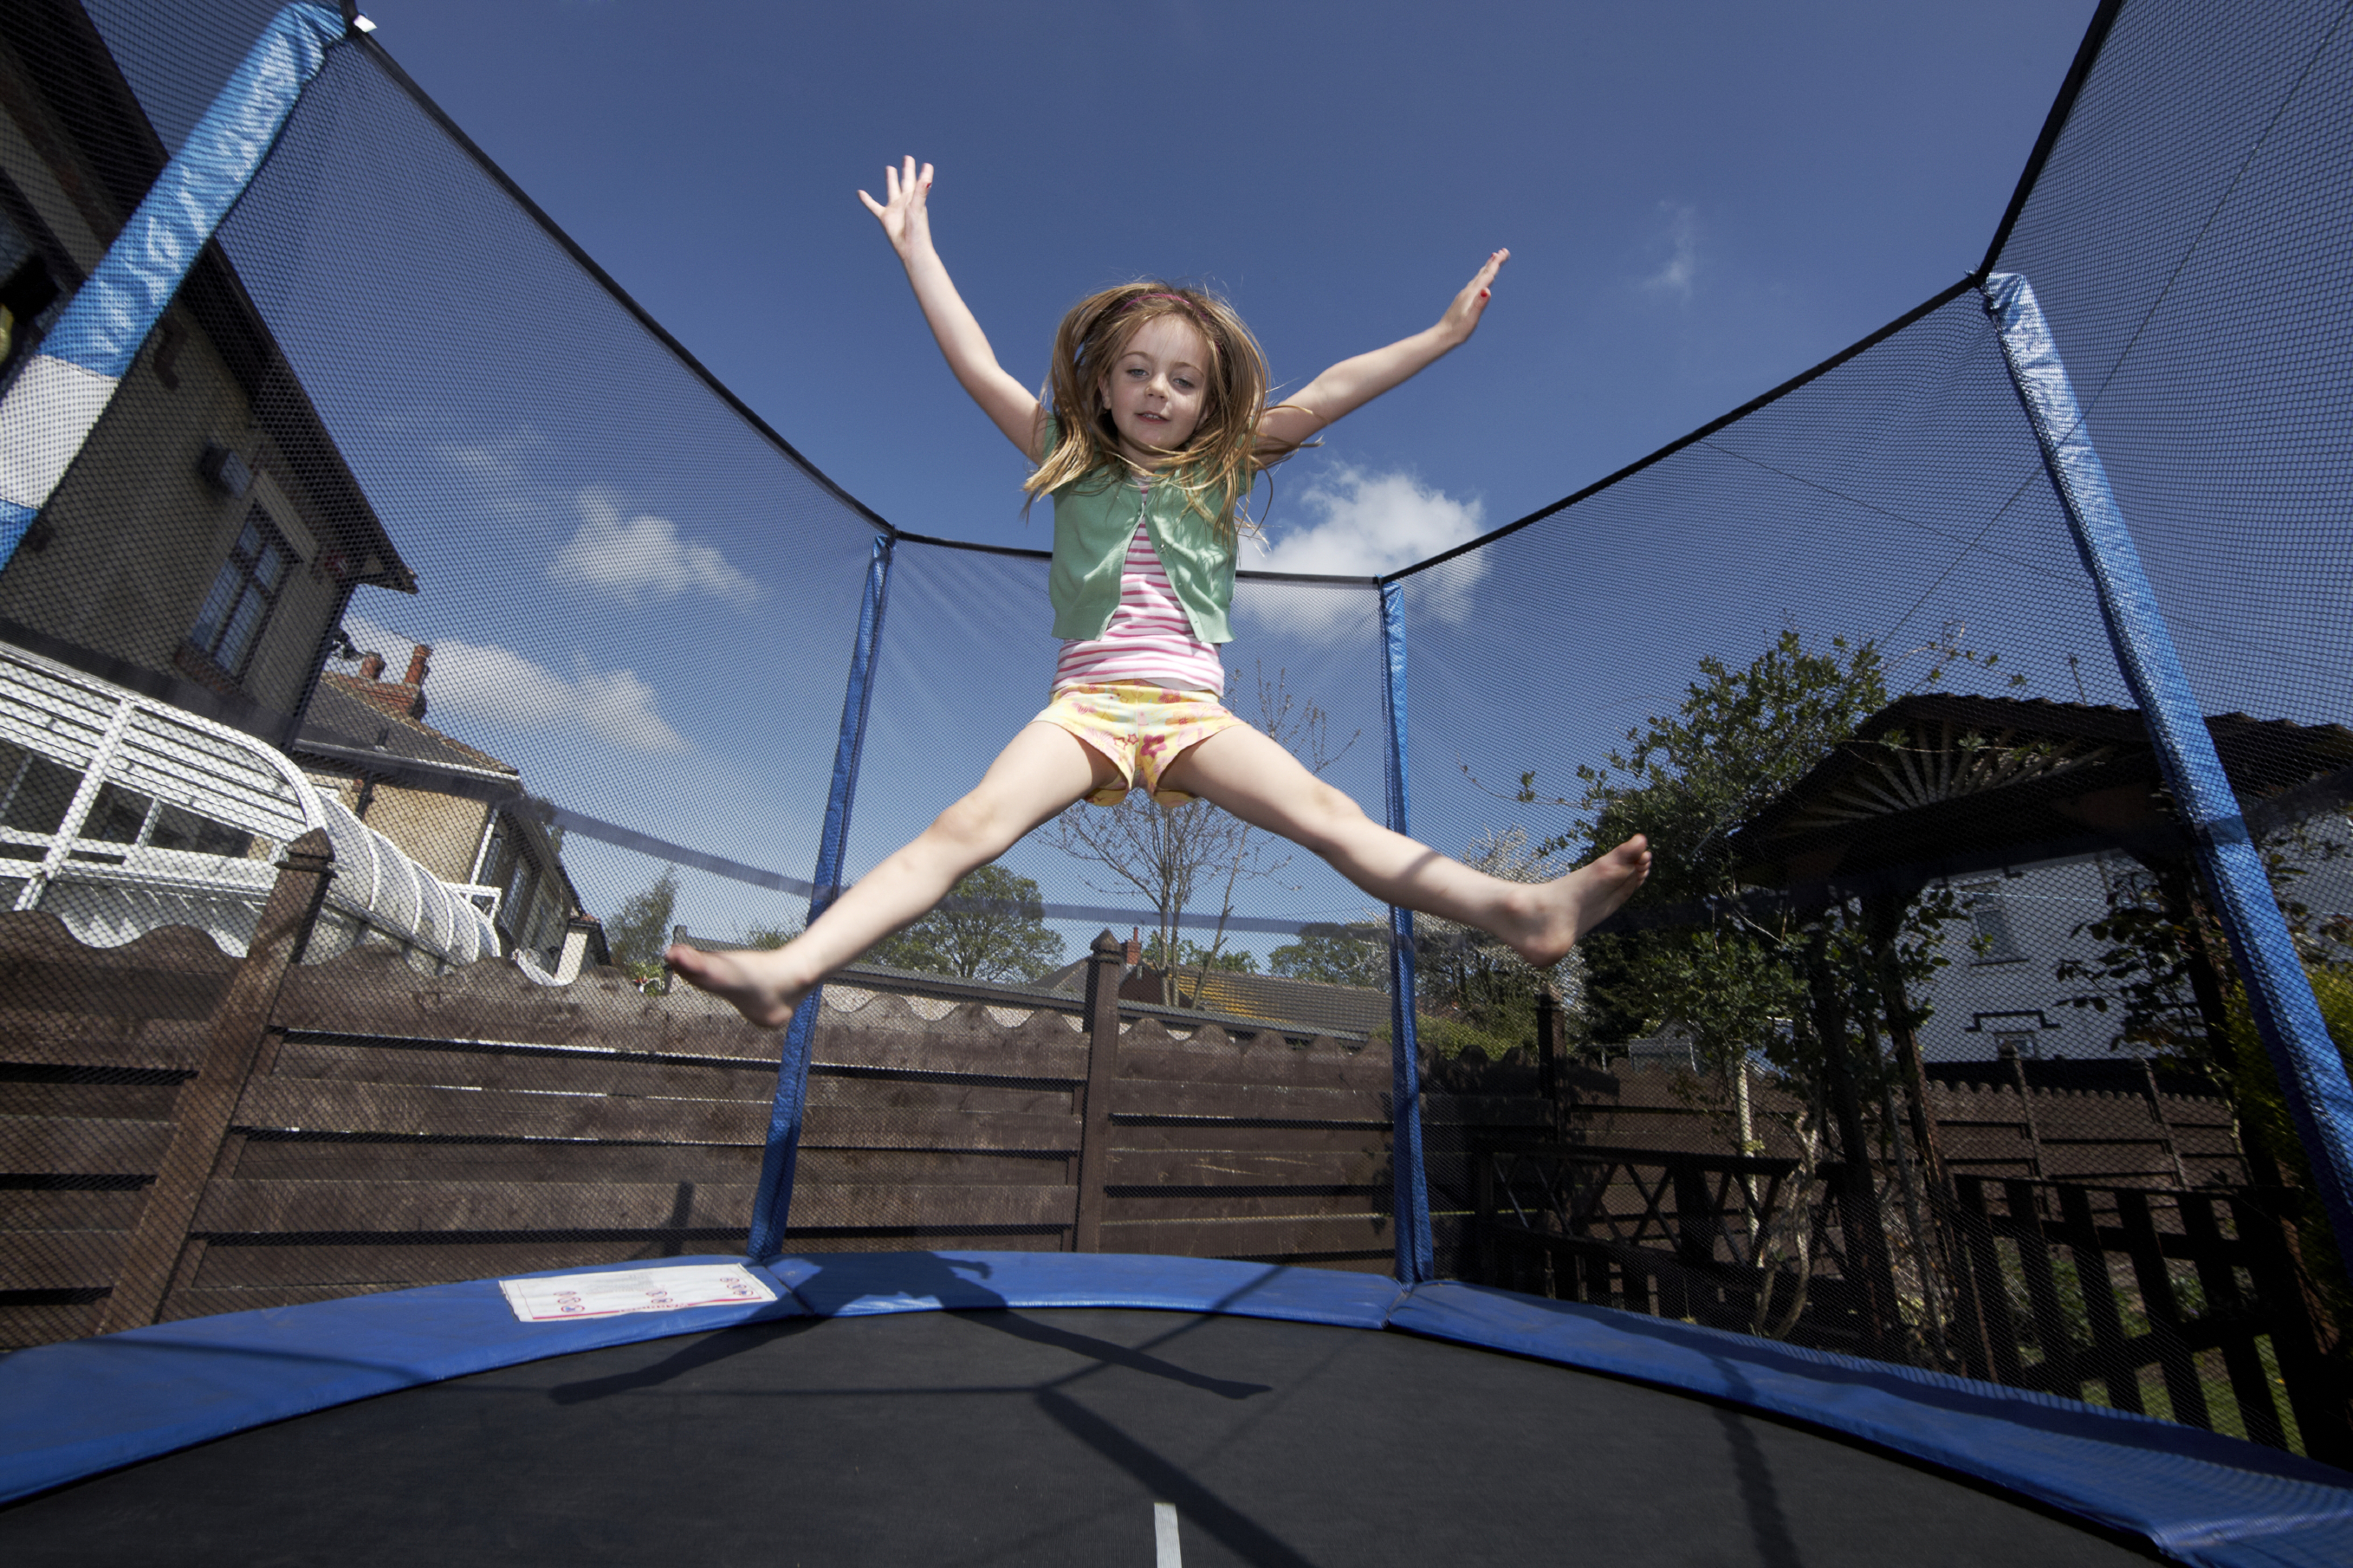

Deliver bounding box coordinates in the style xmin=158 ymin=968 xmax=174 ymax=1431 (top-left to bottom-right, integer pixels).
xmin=109 ymin=2 xmax=2150 ymax=950
xmin=351 ymin=0 xmax=2098 ymax=557
xmin=335 ymin=0 xmax=2109 ymax=949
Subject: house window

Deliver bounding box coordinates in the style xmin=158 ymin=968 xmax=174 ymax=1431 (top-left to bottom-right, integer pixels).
xmin=187 ymin=506 xmax=292 ymax=680
xmin=0 ymin=741 xmax=78 ymax=845
xmin=79 ymin=781 xmax=254 ymax=859
xmin=1968 ymin=895 xmax=2024 ymax=963
xmin=0 ymin=243 xmax=63 ymax=388
xmin=498 ymin=855 xmax=538 ymax=942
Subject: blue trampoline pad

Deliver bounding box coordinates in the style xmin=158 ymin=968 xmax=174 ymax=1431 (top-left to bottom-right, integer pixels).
xmin=3 ymin=1305 xmax=2156 ymax=1566
xmin=0 ymin=1253 xmax=2344 ymax=1565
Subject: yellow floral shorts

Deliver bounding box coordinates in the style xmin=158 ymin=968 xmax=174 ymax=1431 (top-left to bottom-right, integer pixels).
xmin=1036 ymin=682 xmax=1244 ymax=807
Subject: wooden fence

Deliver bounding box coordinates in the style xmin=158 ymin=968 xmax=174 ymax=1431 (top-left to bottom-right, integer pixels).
xmin=1471 ymin=1139 xmax=1881 ymax=1352
xmin=1557 ymin=1054 xmax=2242 ymax=1187
xmin=1951 ymin=1176 xmax=2349 ymax=1464
xmin=0 ymin=844 xmax=1545 ymax=1348
xmin=1468 ymin=1137 xmax=2353 ymax=1466
xmin=3 ymin=835 xmax=2317 ymax=1462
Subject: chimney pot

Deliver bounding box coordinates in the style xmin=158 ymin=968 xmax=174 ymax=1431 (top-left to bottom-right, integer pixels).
xmin=404 ymin=644 xmax=432 ymax=687
xmin=1126 ymin=926 xmax=1141 ymax=967
xmin=358 ymin=651 xmax=385 ymax=682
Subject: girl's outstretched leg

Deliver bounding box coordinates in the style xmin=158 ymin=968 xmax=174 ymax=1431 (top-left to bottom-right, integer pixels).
xmin=666 ymin=722 xmax=1118 ymax=1027
xmin=1157 ymin=723 xmax=1649 ymax=964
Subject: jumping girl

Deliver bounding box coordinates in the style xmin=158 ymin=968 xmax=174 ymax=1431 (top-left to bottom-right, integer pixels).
xmin=668 ymin=157 xmax=1650 ymax=1026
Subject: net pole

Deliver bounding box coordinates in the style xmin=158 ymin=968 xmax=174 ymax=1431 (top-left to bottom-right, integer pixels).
xmin=746 ymin=533 xmax=895 ymax=1260
xmin=1984 ymin=271 xmax=2353 ymax=1271
xmin=1379 ymin=581 xmax=1435 ymax=1284
xmin=0 ymin=3 xmax=347 ymax=567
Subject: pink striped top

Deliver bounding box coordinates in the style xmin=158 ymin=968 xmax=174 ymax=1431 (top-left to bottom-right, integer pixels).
xmin=1053 ymin=508 xmax=1226 ymax=695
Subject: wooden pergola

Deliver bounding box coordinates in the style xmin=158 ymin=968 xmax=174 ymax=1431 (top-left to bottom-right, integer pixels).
xmin=1723 ymin=693 xmax=2353 ymax=1163
xmin=1710 ymin=693 xmax=2353 ymax=1363
xmin=1728 ymin=692 xmax=2353 ymax=904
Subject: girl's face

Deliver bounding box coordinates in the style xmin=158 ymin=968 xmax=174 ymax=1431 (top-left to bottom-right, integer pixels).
xmin=1098 ymin=314 xmax=1211 ymax=463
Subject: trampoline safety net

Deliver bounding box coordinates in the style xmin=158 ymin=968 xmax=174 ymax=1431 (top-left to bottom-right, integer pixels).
xmin=3 ymin=0 xmax=2353 ymax=1481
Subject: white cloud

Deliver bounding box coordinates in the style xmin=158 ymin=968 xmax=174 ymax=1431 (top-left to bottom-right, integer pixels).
xmin=1260 ymin=466 xmax=1487 ymax=576
xmin=436 ymin=430 xmax=551 ymax=526
xmin=1643 ymin=203 xmax=1699 ymax=301
xmin=1245 ymin=465 xmax=1488 ymax=638
xmin=343 ymin=614 xmax=687 ymax=755
xmin=550 ymin=489 xmax=759 ymax=609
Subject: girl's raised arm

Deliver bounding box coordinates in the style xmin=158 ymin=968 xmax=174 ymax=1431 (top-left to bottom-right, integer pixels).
xmin=1258 ymin=249 xmax=1509 ymax=450
xmin=859 ymin=156 xmax=1043 ymax=460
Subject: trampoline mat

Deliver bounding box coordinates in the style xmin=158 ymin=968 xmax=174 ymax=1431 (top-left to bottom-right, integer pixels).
xmin=0 ymin=1307 xmax=2158 ymax=1566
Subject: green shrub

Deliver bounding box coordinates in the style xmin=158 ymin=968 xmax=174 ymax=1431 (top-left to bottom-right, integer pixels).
xmin=2227 ymin=969 xmax=2353 ymax=1331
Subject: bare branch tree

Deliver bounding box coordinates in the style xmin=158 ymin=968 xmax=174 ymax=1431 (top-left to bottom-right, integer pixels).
xmin=1049 ymin=664 xmax=1356 ymax=1006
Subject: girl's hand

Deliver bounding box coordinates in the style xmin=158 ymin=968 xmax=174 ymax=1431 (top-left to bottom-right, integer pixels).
xmin=857 ymin=155 xmax=935 ymax=260
xmin=1439 ymin=249 xmax=1509 ymax=345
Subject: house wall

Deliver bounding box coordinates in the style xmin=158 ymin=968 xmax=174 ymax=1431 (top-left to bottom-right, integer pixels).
xmin=0 ymin=27 xmax=363 ymax=731
xmin=350 ymin=781 xmax=491 ymax=888
xmin=0 ymin=301 xmax=344 ymax=722
xmin=1917 ymin=858 xmax=2120 ymax=1061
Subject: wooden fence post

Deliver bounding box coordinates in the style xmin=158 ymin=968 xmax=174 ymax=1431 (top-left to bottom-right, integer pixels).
xmin=2233 ymin=1188 xmax=2353 ymax=1468
xmin=1534 ymin=986 xmax=1560 ymax=1132
xmin=2000 ymin=1040 xmax=2047 ymax=1180
xmin=1070 ymin=929 xmax=1124 ymax=1253
xmin=2176 ymin=1192 xmax=2289 ymax=1450
xmin=96 ymin=828 xmax=333 ymax=1333
xmin=2055 ymin=1182 xmax=2142 ymax=1413
xmin=1952 ymin=1177 xmax=2023 ymax=1384
xmin=2140 ymin=1058 xmax=2191 ymax=1189
xmin=2116 ymin=1189 xmax=2210 ymax=1429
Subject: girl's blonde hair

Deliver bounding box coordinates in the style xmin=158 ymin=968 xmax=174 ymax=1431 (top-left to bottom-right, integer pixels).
xmin=1024 ymin=281 xmax=1305 ymax=535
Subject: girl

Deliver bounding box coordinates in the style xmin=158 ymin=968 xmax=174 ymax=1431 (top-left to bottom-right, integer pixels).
xmin=668 ymin=157 xmax=1650 ymax=1026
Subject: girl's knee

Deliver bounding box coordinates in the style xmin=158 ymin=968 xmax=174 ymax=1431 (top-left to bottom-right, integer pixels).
xmin=933 ymin=789 xmax=1037 ymax=861
xmin=929 ymin=796 xmax=999 ymax=854
xmin=1293 ymin=781 xmax=1369 ymax=846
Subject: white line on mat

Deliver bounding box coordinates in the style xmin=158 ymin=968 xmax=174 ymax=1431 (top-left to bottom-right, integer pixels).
xmin=1154 ymin=1501 xmax=1182 ymax=1566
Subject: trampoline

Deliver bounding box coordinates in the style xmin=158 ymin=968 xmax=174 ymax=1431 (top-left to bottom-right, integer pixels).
xmin=6 ymin=2 xmax=2353 ymax=1565
xmin=4 ymin=1251 xmax=2350 ymax=1565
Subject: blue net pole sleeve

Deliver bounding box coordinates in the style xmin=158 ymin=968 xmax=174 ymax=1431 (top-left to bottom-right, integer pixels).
xmin=747 ymin=532 xmax=895 ymax=1260
xmin=1984 ymin=271 xmax=2353 ymax=1273
xmin=1379 ymin=581 xmax=1435 ymax=1284
xmin=0 ymin=3 xmax=346 ymax=566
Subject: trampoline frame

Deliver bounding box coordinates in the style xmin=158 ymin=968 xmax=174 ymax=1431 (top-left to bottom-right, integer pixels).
xmin=3 ymin=1250 xmax=2350 ymax=1567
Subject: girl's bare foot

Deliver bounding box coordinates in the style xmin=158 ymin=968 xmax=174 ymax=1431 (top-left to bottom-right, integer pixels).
xmin=664 ymin=943 xmax=813 ymax=1029
xmin=1499 ymin=834 xmax=1651 ymax=969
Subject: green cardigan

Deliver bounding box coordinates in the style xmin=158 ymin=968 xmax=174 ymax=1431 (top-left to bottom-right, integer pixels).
xmin=1042 ymin=416 xmax=1241 ymax=645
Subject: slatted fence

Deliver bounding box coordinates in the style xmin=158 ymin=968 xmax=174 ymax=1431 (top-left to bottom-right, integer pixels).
xmin=1 ymin=859 xmax=1492 ymax=1344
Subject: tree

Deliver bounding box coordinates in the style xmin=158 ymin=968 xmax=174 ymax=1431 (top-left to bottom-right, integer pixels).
xmin=1051 ymin=664 xmax=1355 ymax=1005
xmin=865 ymin=865 xmax=1066 ymax=983
xmin=1411 ymin=827 xmax=1580 ymax=1059
xmin=2056 ymin=823 xmax=2353 ymax=1086
xmin=1507 ymin=625 xmax=2000 ymax=1066
xmin=1556 ymin=628 xmax=1896 ymax=1063
xmin=740 ymin=919 xmax=804 ymax=950
xmin=1269 ymin=922 xmax=1387 ymax=985
xmin=603 ymin=867 xmax=678 ymax=982
xmin=2227 ymin=968 xmax=2353 ymax=1408
xmin=1143 ymin=935 xmax=1258 ymax=974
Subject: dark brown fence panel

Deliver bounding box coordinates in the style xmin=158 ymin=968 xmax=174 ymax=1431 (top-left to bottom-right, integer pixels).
xmin=1948 ymin=1176 xmax=2353 ymax=1457
xmin=1468 ymin=1140 xmax=1878 ymax=1356
xmin=159 ymin=945 xmax=792 ymax=1321
xmin=1099 ymin=1015 xmax=1394 ymax=1273
xmin=783 ymin=983 xmax=1086 ymax=1258
xmin=0 ymin=910 xmax=239 ymax=1346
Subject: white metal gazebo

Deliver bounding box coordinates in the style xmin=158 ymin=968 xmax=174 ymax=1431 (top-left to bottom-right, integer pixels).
xmin=0 ymin=639 xmax=494 ymax=969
